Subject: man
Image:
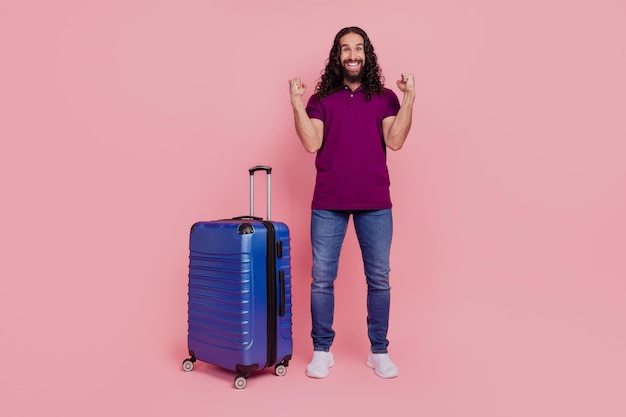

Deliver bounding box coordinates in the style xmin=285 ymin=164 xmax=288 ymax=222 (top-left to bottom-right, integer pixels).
xmin=289 ymin=26 xmax=415 ymax=379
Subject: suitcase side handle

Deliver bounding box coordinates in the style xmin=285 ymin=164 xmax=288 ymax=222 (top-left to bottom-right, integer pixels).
xmin=248 ymin=165 xmax=272 ymax=221
xmin=278 ymin=270 xmax=286 ymax=317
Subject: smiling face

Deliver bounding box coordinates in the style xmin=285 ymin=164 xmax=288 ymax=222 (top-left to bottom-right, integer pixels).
xmin=339 ymin=32 xmax=366 ymax=85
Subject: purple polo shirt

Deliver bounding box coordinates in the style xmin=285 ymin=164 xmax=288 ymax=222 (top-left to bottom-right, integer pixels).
xmin=306 ymin=86 xmax=401 ymax=210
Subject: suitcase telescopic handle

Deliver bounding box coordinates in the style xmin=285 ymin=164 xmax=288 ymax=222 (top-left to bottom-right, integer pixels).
xmin=248 ymin=165 xmax=272 ymax=221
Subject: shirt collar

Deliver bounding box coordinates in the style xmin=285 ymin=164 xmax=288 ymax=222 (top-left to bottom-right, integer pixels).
xmin=341 ymin=84 xmax=364 ymax=93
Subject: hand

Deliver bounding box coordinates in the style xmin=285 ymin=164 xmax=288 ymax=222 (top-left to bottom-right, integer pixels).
xmin=289 ymin=77 xmax=307 ymax=100
xmin=396 ymin=73 xmax=415 ymax=95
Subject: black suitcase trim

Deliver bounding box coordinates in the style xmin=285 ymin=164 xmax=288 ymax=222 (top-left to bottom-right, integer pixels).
xmin=263 ymin=220 xmax=278 ymax=368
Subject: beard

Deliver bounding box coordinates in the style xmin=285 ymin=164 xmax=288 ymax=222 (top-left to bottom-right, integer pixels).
xmin=341 ymin=61 xmax=365 ymax=84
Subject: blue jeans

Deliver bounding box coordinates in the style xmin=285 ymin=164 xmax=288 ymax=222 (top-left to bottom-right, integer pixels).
xmin=310 ymin=209 xmax=393 ymax=353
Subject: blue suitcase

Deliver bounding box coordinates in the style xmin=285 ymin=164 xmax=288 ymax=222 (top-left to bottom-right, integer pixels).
xmin=182 ymin=166 xmax=292 ymax=389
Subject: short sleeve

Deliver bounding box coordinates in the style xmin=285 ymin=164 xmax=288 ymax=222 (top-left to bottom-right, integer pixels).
xmin=306 ymin=94 xmax=324 ymax=121
xmin=382 ymin=89 xmax=401 ymax=119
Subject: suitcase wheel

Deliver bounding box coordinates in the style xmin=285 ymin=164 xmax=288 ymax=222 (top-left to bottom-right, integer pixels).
xmin=234 ymin=375 xmax=248 ymax=390
xmin=274 ymin=364 xmax=287 ymax=377
xmin=182 ymin=358 xmax=195 ymax=372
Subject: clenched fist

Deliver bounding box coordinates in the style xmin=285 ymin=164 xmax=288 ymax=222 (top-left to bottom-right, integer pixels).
xmin=289 ymin=77 xmax=307 ymax=100
xmin=396 ymin=73 xmax=415 ymax=95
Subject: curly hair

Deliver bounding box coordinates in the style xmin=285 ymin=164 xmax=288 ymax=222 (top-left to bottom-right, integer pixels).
xmin=315 ymin=26 xmax=385 ymax=102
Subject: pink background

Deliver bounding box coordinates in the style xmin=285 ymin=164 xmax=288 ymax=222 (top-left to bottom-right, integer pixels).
xmin=1 ymin=0 xmax=625 ymax=415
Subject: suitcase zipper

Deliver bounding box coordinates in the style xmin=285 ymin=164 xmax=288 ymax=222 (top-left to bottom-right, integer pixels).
xmin=263 ymin=221 xmax=278 ymax=367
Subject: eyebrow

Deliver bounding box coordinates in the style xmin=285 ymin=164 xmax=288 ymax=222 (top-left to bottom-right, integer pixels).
xmin=341 ymin=42 xmax=364 ymax=48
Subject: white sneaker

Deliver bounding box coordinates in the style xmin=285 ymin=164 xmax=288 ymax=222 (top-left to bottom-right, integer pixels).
xmin=306 ymin=351 xmax=335 ymax=378
xmin=366 ymin=352 xmax=398 ymax=378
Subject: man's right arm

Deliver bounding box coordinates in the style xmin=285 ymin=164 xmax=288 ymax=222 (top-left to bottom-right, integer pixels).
xmin=289 ymin=78 xmax=324 ymax=153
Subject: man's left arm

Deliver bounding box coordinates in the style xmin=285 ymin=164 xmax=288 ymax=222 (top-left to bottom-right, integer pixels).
xmin=382 ymin=73 xmax=416 ymax=151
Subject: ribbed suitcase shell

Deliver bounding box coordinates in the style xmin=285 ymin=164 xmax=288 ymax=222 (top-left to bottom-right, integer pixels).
xmin=187 ymin=219 xmax=292 ymax=374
